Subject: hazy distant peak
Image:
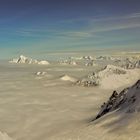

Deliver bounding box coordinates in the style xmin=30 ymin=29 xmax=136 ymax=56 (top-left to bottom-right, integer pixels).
xmin=9 ymin=55 xmax=49 ymax=65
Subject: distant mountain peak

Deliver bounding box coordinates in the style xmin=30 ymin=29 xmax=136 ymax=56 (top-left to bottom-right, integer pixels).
xmin=9 ymin=55 xmax=49 ymax=65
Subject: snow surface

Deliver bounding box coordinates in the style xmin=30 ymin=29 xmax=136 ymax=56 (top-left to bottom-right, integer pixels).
xmin=60 ymin=74 xmax=77 ymax=82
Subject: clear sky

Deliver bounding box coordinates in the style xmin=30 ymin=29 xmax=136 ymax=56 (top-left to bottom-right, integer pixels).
xmin=0 ymin=0 xmax=140 ymax=58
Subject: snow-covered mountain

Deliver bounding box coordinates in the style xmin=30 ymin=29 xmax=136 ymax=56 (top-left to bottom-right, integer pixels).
xmin=98 ymin=65 xmax=126 ymax=78
xmin=76 ymin=65 xmax=127 ymax=87
xmin=9 ymin=55 xmax=50 ymax=65
xmin=9 ymin=55 xmax=36 ymax=64
xmin=94 ymin=79 xmax=140 ymax=120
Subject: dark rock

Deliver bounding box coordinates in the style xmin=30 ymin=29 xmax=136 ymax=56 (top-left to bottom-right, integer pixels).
xmin=93 ymin=79 xmax=140 ymax=121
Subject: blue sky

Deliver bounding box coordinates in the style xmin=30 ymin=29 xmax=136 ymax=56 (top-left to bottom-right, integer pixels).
xmin=0 ymin=0 xmax=140 ymax=58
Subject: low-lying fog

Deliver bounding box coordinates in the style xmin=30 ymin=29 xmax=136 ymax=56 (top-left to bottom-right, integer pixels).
xmin=0 ymin=52 xmax=140 ymax=140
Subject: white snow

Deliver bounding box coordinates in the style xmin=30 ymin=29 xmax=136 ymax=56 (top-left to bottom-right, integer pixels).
xmin=38 ymin=60 xmax=50 ymax=65
xmin=60 ymin=75 xmax=77 ymax=82
xmin=9 ymin=55 xmax=50 ymax=65
xmin=99 ymin=65 xmax=140 ymax=89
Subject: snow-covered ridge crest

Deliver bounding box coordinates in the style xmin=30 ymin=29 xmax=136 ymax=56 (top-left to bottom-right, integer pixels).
xmin=76 ymin=65 xmax=127 ymax=87
xmin=9 ymin=55 xmax=50 ymax=65
xmin=98 ymin=65 xmax=127 ymax=78
xmin=94 ymin=79 xmax=140 ymax=120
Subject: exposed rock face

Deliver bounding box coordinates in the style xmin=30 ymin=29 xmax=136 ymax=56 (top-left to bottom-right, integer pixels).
xmin=9 ymin=55 xmax=49 ymax=65
xmin=94 ymin=80 xmax=140 ymax=120
xmin=75 ymin=71 xmax=100 ymax=87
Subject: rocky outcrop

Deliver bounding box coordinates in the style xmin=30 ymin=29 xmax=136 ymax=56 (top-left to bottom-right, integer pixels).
xmin=94 ymin=80 xmax=140 ymax=120
xmin=75 ymin=71 xmax=100 ymax=87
